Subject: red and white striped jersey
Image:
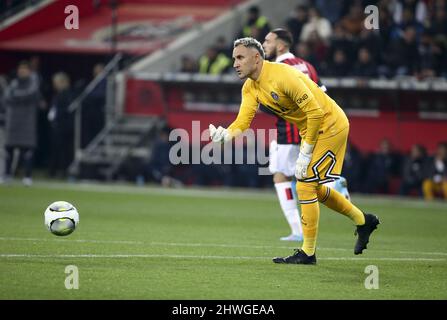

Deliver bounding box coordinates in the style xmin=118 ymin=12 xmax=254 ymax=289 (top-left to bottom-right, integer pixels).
xmin=271 ymin=52 xmax=324 ymax=144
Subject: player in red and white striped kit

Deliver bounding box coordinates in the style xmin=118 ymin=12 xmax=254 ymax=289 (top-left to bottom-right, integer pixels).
xmin=261 ymin=28 xmax=348 ymax=242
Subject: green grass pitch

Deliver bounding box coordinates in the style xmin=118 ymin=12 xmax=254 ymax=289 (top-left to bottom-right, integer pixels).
xmin=0 ymin=181 xmax=446 ymax=299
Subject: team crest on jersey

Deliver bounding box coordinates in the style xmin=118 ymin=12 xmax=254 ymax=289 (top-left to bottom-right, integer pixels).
xmin=271 ymin=92 xmax=279 ymax=101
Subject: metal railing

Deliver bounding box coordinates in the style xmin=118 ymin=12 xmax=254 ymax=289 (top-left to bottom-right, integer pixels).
xmin=68 ymin=53 xmax=123 ymax=176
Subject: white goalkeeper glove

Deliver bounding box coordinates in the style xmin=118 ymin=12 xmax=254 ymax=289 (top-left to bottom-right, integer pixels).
xmin=209 ymin=124 xmax=231 ymax=143
xmin=295 ymin=141 xmax=314 ymax=180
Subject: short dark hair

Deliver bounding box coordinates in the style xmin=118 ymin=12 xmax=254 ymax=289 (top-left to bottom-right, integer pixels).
xmin=295 ymin=4 xmax=308 ymax=12
xmin=270 ymin=28 xmax=293 ymax=48
xmin=248 ymin=5 xmax=259 ymax=15
xmin=309 ymin=6 xmax=321 ymax=16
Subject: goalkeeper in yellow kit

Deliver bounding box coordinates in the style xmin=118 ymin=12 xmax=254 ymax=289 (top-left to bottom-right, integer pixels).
xmin=209 ymin=37 xmax=380 ymax=265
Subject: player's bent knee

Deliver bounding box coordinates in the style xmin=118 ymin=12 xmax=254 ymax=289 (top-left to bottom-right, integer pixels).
xmin=316 ymin=184 xmax=330 ymax=202
xmin=296 ymin=181 xmax=318 ymax=203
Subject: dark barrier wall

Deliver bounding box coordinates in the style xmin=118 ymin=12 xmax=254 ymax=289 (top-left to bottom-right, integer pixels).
xmin=124 ymin=75 xmax=447 ymax=154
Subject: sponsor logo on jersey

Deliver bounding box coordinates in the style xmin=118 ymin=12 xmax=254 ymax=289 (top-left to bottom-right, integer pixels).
xmin=297 ymin=93 xmax=308 ymax=104
xmin=271 ymin=92 xmax=279 ymax=101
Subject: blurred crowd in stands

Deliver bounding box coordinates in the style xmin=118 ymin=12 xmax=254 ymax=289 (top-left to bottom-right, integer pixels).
xmin=138 ymin=131 xmax=447 ymax=200
xmin=0 ymin=0 xmax=446 ymax=201
xmin=174 ymin=0 xmax=447 ymax=199
xmin=182 ymin=0 xmax=447 ymax=79
xmin=0 ymin=57 xmax=107 ymax=185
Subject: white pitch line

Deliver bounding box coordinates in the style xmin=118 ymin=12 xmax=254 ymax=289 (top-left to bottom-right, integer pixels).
xmin=321 ymin=257 xmax=446 ymax=262
xmin=23 ymin=181 xmax=447 ymax=209
xmin=148 ymin=241 xmax=356 ymax=253
xmin=150 ymin=242 xmax=447 ymax=257
xmin=1 ymin=237 xmax=447 ymax=257
xmin=0 ymin=237 xmax=143 ymax=245
xmin=33 ymin=181 xmax=278 ymax=202
xmin=0 ymin=253 xmax=445 ymax=262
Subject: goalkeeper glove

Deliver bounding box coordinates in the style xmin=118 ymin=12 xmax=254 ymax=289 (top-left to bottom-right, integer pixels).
xmin=209 ymin=124 xmax=231 ymax=143
xmin=295 ymin=141 xmax=314 ymax=180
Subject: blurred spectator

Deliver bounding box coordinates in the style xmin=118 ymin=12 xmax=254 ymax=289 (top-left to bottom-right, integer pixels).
xmin=300 ymin=7 xmax=333 ymax=44
xmin=201 ymin=143 xmax=234 ymax=187
xmin=214 ymin=36 xmax=232 ymax=58
xmin=219 ymin=143 xmax=236 ymax=187
xmin=429 ymin=9 xmax=447 ymax=76
xmin=82 ymin=63 xmax=106 ymax=147
xmin=1 ymin=61 xmax=42 ymax=186
xmin=29 ymin=56 xmax=43 ymax=87
xmin=351 ymin=47 xmax=379 ymax=78
xmin=47 ymin=72 xmax=75 ymax=178
xmin=386 ymin=26 xmax=421 ymax=76
xmin=364 ymin=139 xmax=401 ymax=194
xmin=198 ymin=46 xmax=231 ymax=75
xmin=0 ymin=74 xmax=6 ymax=116
xmin=184 ymin=0 xmax=443 ymax=80
xmin=28 ymin=55 xmax=53 ymax=173
xmin=399 ymin=144 xmax=427 ymax=196
xmin=356 ymin=28 xmax=383 ymax=64
xmin=0 ymin=75 xmax=7 ymax=180
xmin=431 ymin=36 xmax=447 ymax=77
xmin=139 ymin=126 xmax=182 ymax=187
xmin=429 ymin=6 xmax=447 ymax=36
xmin=28 ymin=55 xmax=50 ymax=106
xmin=189 ymin=144 xmax=221 ymax=186
xmin=390 ymin=7 xmax=425 ymax=40
xmin=326 ymin=23 xmax=356 ymax=64
xmin=377 ymin=2 xmax=395 ymax=51
xmin=239 ymin=5 xmax=271 ymax=42
xmin=285 ymin=5 xmax=309 ymax=46
xmin=323 ymin=49 xmax=351 ymax=77
xmin=180 ymin=55 xmax=198 ymax=73
xmin=315 ymin=0 xmax=349 ymax=24
xmin=418 ymin=31 xmax=438 ymax=78
xmin=294 ymin=41 xmax=319 ymax=70
xmin=306 ymin=30 xmax=330 ymax=63
xmin=233 ymin=139 xmax=260 ymax=188
xmin=341 ymin=141 xmax=363 ymax=192
xmin=393 ymin=0 xmax=428 ymax=25
xmin=422 ymin=142 xmax=447 ymax=200
xmin=339 ymin=2 xmax=365 ymax=37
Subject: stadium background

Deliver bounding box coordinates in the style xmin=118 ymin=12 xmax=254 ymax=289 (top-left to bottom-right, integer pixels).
xmin=0 ymin=0 xmax=446 ymax=197
xmin=0 ymin=0 xmax=447 ymax=302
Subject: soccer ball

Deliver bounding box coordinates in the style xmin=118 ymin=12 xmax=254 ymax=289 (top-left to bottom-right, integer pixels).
xmin=44 ymin=201 xmax=79 ymax=236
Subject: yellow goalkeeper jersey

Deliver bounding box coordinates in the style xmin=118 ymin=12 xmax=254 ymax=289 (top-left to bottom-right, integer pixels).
xmin=228 ymin=60 xmax=349 ymax=145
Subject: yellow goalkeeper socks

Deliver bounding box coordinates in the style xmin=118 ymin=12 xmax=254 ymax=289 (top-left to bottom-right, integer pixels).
xmin=300 ymin=202 xmax=319 ymax=256
xmin=296 ymin=182 xmax=320 ymax=256
xmin=317 ymin=184 xmax=365 ymax=225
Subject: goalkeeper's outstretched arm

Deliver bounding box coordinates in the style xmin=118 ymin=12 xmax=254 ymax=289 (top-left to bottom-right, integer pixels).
xmin=209 ymin=81 xmax=258 ymax=143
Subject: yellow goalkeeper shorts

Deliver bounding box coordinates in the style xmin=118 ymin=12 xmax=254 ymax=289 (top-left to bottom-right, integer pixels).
xmin=301 ymin=126 xmax=349 ymax=184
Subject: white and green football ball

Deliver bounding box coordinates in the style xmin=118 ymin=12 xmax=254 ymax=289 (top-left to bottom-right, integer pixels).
xmin=44 ymin=201 xmax=79 ymax=236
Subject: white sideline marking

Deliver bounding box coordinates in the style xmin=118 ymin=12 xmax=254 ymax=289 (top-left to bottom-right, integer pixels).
xmin=17 ymin=181 xmax=447 ymax=209
xmin=149 ymin=241 xmax=447 ymax=257
xmin=0 ymin=253 xmax=445 ymax=262
xmin=33 ymin=181 xmax=278 ymax=201
xmin=1 ymin=237 xmax=447 ymax=257
xmin=0 ymin=237 xmax=143 ymax=245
